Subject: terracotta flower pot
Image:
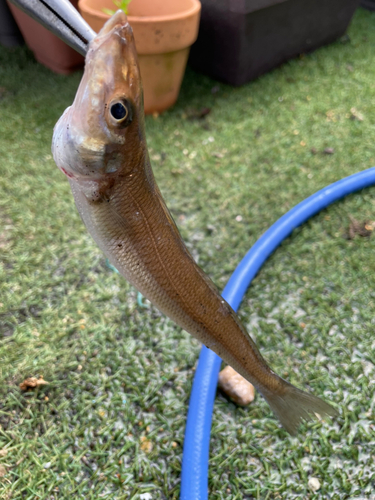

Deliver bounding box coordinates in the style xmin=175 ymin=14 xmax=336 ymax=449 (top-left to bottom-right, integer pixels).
xmin=78 ymin=0 xmax=201 ymax=114
xmin=7 ymin=0 xmax=84 ymax=74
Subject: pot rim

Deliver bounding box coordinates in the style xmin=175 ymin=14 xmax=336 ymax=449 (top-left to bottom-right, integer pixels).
xmin=78 ymin=0 xmax=201 ymax=24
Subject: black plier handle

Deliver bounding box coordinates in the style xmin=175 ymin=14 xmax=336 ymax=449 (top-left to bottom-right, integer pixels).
xmin=8 ymin=0 xmax=96 ymax=55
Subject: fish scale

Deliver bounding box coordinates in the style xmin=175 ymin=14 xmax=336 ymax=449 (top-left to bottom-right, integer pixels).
xmin=52 ymin=10 xmax=338 ymax=435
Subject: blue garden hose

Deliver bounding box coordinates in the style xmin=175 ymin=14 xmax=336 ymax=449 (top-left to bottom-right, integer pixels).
xmin=180 ymin=167 xmax=375 ymax=500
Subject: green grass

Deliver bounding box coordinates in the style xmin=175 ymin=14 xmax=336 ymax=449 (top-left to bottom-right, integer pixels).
xmin=1 ymin=8 xmax=375 ymax=499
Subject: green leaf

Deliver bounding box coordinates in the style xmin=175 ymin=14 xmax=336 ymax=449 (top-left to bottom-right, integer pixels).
xmin=103 ymin=0 xmax=131 ymax=16
xmin=102 ymin=7 xmax=116 ymax=15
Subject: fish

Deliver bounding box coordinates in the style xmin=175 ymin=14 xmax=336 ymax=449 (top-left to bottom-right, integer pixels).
xmin=52 ymin=10 xmax=338 ymax=435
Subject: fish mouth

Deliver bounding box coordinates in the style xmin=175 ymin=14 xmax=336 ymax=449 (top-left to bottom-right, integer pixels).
xmin=86 ymin=9 xmax=138 ymax=72
xmin=91 ymin=10 xmax=132 ymax=48
xmin=100 ymin=10 xmax=128 ymax=34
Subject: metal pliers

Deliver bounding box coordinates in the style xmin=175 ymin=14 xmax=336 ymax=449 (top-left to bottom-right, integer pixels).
xmin=7 ymin=0 xmax=96 ymax=55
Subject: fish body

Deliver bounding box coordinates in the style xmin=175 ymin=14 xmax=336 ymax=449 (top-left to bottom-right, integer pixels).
xmin=52 ymin=11 xmax=337 ymax=435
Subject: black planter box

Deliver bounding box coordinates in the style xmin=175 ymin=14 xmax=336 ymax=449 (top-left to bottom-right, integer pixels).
xmin=361 ymin=0 xmax=375 ymax=10
xmin=0 ymin=0 xmax=23 ymax=47
xmin=189 ymin=0 xmax=361 ymax=86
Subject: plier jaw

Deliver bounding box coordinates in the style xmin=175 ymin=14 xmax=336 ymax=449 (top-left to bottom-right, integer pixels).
xmin=7 ymin=0 xmax=96 ymax=56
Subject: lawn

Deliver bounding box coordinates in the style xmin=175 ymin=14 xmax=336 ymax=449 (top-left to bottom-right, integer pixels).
xmin=1 ymin=7 xmax=375 ymax=500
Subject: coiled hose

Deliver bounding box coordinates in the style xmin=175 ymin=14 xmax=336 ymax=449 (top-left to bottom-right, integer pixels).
xmin=180 ymin=167 xmax=375 ymax=500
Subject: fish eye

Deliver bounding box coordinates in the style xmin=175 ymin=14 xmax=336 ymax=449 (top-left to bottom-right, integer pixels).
xmin=110 ymin=102 xmax=127 ymax=120
xmin=108 ymin=99 xmax=133 ymax=126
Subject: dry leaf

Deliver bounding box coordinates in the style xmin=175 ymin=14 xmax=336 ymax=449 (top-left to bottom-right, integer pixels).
xmin=0 ymin=464 xmax=6 ymax=477
xmin=19 ymin=376 xmax=49 ymax=391
xmin=0 ymin=449 xmax=7 ymax=457
xmin=350 ymin=107 xmax=364 ymax=121
xmin=326 ymin=110 xmax=338 ymax=122
xmin=346 ymin=216 xmax=372 ymax=240
xmin=187 ymin=107 xmax=211 ymax=120
xmin=140 ymin=436 xmax=153 ymax=453
xmin=365 ymin=221 xmax=375 ymax=231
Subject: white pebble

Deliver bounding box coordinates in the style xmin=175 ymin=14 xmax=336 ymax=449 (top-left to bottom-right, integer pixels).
xmin=308 ymin=477 xmax=321 ymax=492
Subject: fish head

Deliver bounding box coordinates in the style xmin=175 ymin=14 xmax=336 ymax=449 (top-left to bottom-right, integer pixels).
xmin=52 ymin=10 xmax=145 ymax=199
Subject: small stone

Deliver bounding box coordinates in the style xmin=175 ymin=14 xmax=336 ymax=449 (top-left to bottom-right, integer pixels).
xmin=218 ymin=366 xmax=255 ymax=406
xmin=308 ymin=477 xmax=321 ymax=492
xmin=140 ymin=494 xmax=152 ymax=500
xmin=324 ymin=147 xmax=335 ymax=155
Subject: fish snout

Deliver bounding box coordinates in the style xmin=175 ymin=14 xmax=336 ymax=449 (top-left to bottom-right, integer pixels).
xmin=91 ymin=10 xmax=135 ymax=48
xmin=99 ymin=10 xmax=129 ymax=36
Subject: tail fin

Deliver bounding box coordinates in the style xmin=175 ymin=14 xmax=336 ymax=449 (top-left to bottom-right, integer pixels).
xmin=262 ymin=380 xmax=338 ymax=436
